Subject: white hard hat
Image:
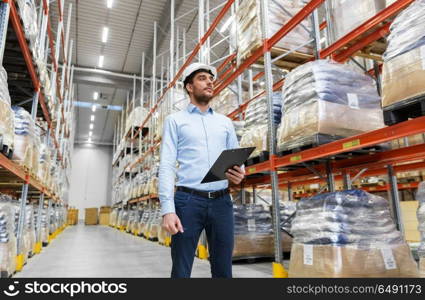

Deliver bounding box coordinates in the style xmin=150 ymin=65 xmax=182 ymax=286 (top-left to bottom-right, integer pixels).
xmin=182 ymin=63 xmax=217 ymax=85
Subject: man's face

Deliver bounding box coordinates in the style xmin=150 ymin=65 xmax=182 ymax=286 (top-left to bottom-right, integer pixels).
xmin=186 ymin=71 xmax=214 ymax=105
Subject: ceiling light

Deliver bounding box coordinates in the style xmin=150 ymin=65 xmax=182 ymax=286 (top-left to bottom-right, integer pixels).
xmin=107 ymin=0 xmax=113 ymax=8
xmin=90 ymin=115 xmax=95 ymax=121
xmin=98 ymin=55 xmax=104 ymax=67
xmin=88 ymin=138 xmax=92 ymax=143
xmin=102 ymin=27 xmax=109 ymax=43
xmin=89 ymin=131 xmax=93 ymax=137
xmin=92 ymin=104 xmax=97 ymax=112
xmin=93 ymin=91 xmax=99 ymax=100
xmin=90 ymin=123 xmax=94 ymax=130
xmin=220 ymin=16 xmax=233 ymax=33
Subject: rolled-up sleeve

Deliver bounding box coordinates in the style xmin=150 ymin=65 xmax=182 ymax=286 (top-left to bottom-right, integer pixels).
xmin=159 ymin=116 xmax=178 ymax=216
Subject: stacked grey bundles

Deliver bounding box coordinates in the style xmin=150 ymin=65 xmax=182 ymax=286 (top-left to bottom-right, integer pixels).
xmin=279 ymin=201 xmax=297 ymax=233
xmin=0 ymin=203 xmax=13 ymax=243
xmin=233 ymin=204 xmax=272 ymax=235
xmin=291 ymin=189 xmax=404 ymax=249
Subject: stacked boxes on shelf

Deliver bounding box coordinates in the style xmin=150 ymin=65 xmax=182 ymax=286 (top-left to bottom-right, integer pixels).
xmin=289 ymin=190 xmax=418 ymax=277
xmin=277 ymin=60 xmax=384 ymax=151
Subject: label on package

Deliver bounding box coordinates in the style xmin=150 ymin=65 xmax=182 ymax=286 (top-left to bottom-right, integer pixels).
xmin=347 ymin=93 xmax=360 ymax=109
xmin=381 ymin=248 xmax=397 ymax=270
xmin=247 ymin=219 xmax=256 ymax=232
xmin=303 ymin=244 xmax=313 ymax=265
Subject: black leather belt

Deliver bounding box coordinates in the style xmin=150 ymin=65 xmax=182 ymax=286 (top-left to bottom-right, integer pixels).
xmin=176 ymin=186 xmax=229 ymax=199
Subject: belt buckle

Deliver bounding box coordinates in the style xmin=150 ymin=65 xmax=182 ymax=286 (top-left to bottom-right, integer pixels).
xmin=208 ymin=191 xmax=214 ymax=199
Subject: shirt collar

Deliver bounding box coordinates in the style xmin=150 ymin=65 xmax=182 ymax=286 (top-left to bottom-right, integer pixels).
xmin=187 ymin=103 xmax=213 ymax=115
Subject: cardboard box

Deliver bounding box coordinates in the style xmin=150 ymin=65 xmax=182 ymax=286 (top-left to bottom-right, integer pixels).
xmin=382 ymin=46 xmax=425 ymax=108
xmin=288 ymin=243 xmax=419 ymax=277
xmin=85 ymin=208 xmax=98 ymax=225
xmin=99 ymin=212 xmax=110 ymax=226
xmin=99 ymin=206 xmax=112 ymax=213
xmin=400 ymin=201 xmax=420 ymax=242
xmin=67 ymin=209 xmax=78 ymax=225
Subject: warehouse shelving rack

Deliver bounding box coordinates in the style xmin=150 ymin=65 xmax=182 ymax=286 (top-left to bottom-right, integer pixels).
xmin=0 ymin=0 xmax=75 ymax=273
xmin=111 ymin=0 xmax=425 ymax=277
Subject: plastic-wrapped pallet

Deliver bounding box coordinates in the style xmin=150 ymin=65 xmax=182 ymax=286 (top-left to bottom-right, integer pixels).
xmin=139 ymin=207 xmax=151 ymax=237
xmin=109 ymin=208 xmax=118 ymax=227
xmin=236 ymin=0 xmax=312 ymax=63
xmin=16 ymin=0 xmax=39 ymax=58
xmin=0 ymin=200 xmax=17 ymax=277
xmin=381 ymin=0 xmax=425 ymax=107
xmin=277 ymin=60 xmax=384 ymax=151
xmin=289 ymin=190 xmax=419 ymax=277
xmin=12 ymin=106 xmax=35 ymax=168
xmin=0 ymin=67 xmax=15 ymax=152
xmin=24 ymin=205 xmax=36 ymax=257
xmin=147 ymin=206 xmax=161 ymax=240
xmin=232 ymin=204 xmax=275 ymax=259
xmin=125 ymin=106 xmax=149 ymax=136
xmin=417 ymin=181 xmax=425 ymax=277
xmin=239 ymin=93 xmax=282 ymax=157
xmin=210 ymin=88 xmax=243 ymax=116
xmin=119 ymin=210 xmax=129 ymax=229
xmin=279 ymin=201 xmax=297 ymax=234
xmin=329 ymin=0 xmax=387 ymax=42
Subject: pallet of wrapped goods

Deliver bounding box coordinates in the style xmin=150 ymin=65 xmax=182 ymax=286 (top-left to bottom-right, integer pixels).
xmin=147 ymin=207 xmax=161 ymax=241
xmin=277 ymin=60 xmax=384 ymax=152
xmin=0 ymin=67 xmax=14 ymax=157
xmin=210 ymin=88 xmax=241 ymax=116
xmin=0 ymin=202 xmax=17 ymax=277
xmin=139 ymin=208 xmax=151 ymax=237
xmin=417 ymin=182 xmax=425 ymax=277
xmin=12 ymin=106 xmax=35 ymax=170
xmin=329 ymin=0 xmax=387 ymax=43
xmin=125 ymin=106 xmax=149 ymax=137
xmin=288 ymin=190 xmax=419 ymax=277
xmin=232 ymin=204 xmax=292 ymax=259
xmin=236 ymin=0 xmax=312 ymax=65
xmin=380 ymin=0 xmax=425 ymax=124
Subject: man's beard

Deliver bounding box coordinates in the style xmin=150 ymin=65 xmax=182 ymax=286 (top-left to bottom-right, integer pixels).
xmin=193 ymin=92 xmax=213 ymax=105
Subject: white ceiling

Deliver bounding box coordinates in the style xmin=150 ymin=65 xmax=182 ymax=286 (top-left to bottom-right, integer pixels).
xmin=49 ymin=0 xmax=230 ymax=145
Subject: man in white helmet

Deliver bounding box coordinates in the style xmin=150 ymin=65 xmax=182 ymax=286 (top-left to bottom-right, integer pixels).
xmin=158 ymin=63 xmax=245 ymax=278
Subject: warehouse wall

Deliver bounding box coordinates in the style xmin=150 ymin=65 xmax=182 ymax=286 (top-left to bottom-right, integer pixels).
xmin=69 ymin=144 xmax=113 ymax=220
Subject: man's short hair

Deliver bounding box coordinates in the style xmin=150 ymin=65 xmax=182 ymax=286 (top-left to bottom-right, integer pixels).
xmin=183 ymin=69 xmax=214 ymax=93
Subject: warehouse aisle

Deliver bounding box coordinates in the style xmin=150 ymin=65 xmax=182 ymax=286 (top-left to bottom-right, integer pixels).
xmin=16 ymin=225 xmax=272 ymax=278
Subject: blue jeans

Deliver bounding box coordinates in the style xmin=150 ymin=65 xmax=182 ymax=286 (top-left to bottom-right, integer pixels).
xmin=171 ymin=190 xmax=234 ymax=278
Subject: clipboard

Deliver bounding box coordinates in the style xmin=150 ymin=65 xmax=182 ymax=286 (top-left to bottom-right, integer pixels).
xmin=200 ymin=147 xmax=256 ymax=183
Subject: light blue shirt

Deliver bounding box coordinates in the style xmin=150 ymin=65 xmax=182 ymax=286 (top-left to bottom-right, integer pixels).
xmin=158 ymin=103 xmax=239 ymax=216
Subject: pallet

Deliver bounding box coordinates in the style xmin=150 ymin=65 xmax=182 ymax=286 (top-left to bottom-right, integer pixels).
xmin=232 ymin=256 xmax=274 ymax=263
xmin=383 ymin=95 xmax=425 ymax=126
xmin=0 ymin=270 xmax=13 ymax=278
xmin=148 ymin=237 xmax=158 ymax=242
xmin=245 ymin=151 xmax=269 ymax=167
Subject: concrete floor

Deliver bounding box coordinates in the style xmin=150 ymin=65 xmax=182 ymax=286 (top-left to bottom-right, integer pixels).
xmin=16 ymin=224 xmax=275 ymax=278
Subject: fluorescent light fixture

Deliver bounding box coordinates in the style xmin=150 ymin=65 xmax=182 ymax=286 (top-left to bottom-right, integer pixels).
xmin=92 ymin=104 xmax=97 ymax=112
xmin=89 ymin=131 xmax=93 ymax=137
xmin=98 ymin=55 xmax=104 ymax=67
xmin=90 ymin=115 xmax=95 ymax=121
xmin=107 ymin=0 xmax=113 ymax=8
xmin=220 ymin=16 xmax=233 ymax=33
xmin=102 ymin=27 xmax=109 ymax=43
xmin=90 ymin=123 xmax=94 ymax=130
xmin=93 ymin=91 xmax=99 ymax=100
xmin=88 ymin=138 xmax=92 ymax=143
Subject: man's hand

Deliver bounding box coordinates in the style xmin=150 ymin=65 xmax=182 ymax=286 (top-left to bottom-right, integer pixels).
xmin=162 ymin=213 xmax=184 ymax=235
xmin=225 ymin=165 xmax=245 ymax=185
